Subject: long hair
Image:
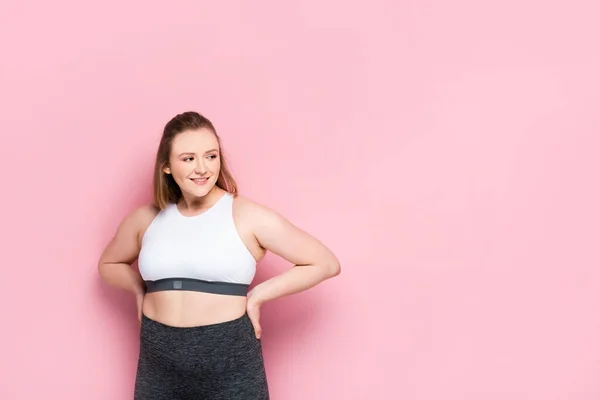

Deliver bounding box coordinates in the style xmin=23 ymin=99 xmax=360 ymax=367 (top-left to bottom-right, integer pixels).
xmin=152 ymin=111 xmax=238 ymax=209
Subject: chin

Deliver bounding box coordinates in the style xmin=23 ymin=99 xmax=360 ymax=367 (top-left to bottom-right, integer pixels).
xmin=185 ymin=182 xmax=215 ymax=197
xmin=188 ymin=187 xmax=211 ymax=197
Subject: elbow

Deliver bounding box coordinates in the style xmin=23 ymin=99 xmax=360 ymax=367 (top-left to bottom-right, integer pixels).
xmin=97 ymin=261 xmax=106 ymax=279
xmin=97 ymin=260 xmax=110 ymax=281
xmin=325 ymin=258 xmax=341 ymax=278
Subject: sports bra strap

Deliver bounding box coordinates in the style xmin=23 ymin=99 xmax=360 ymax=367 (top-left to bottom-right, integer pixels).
xmin=145 ymin=277 xmax=249 ymax=296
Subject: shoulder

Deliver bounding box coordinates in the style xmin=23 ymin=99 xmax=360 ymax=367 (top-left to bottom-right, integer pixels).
xmin=232 ymin=194 xmax=286 ymax=228
xmin=231 ymin=194 xmax=339 ymax=271
xmin=232 ymin=195 xmax=305 ymax=250
xmin=130 ymin=203 xmax=160 ymax=224
xmin=117 ymin=203 xmax=160 ymax=237
xmin=102 ymin=203 xmax=161 ymax=256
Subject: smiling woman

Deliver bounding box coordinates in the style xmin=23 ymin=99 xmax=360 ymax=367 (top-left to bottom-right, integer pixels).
xmin=153 ymin=113 xmax=238 ymax=209
xmin=97 ymin=111 xmax=341 ymax=399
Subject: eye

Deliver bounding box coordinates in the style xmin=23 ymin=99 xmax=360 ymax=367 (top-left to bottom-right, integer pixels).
xmin=184 ymin=157 xmax=194 ymax=162
xmin=207 ymin=155 xmax=218 ymax=160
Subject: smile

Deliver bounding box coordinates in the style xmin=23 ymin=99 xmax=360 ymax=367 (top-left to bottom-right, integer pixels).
xmin=191 ymin=177 xmax=209 ymax=185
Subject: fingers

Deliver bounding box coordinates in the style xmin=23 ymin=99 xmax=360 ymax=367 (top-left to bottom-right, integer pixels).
xmin=254 ymin=318 xmax=262 ymax=339
xmin=252 ymin=319 xmax=262 ymax=339
xmin=247 ymin=305 xmax=262 ymax=339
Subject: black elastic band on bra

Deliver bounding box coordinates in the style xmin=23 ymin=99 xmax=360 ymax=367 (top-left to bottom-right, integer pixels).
xmin=145 ymin=278 xmax=249 ymax=296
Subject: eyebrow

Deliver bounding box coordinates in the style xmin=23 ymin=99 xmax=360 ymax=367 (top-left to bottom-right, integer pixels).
xmin=178 ymin=149 xmax=219 ymax=156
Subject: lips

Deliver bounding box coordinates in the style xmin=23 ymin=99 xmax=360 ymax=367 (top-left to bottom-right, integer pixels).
xmin=191 ymin=177 xmax=209 ymax=185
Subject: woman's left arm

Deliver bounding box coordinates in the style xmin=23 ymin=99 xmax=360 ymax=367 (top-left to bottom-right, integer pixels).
xmin=243 ymin=200 xmax=341 ymax=337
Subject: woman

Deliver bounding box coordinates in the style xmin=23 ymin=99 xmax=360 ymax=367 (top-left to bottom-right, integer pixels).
xmin=98 ymin=111 xmax=341 ymax=399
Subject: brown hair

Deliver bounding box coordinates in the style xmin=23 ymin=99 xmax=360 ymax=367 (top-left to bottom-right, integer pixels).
xmin=153 ymin=111 xmax=238 ymax=209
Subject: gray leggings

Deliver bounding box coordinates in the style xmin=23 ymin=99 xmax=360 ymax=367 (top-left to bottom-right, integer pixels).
xmin=134 ymin=313 xmax=270 ymax=399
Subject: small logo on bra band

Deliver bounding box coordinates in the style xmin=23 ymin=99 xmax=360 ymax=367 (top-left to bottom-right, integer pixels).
xmin=173 ymin=280 xmax=183 ymax=289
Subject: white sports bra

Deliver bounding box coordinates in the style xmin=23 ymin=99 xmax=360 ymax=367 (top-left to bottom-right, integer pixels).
xmin=137 ymin=192 xmax=257 ymax=296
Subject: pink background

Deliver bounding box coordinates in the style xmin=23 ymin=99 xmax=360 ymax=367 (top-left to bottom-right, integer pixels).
xmin=1 ymin=1 xmax=599 ymax=399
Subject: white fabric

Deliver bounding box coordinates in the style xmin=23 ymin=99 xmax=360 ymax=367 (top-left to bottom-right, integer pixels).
xmin=138 ymin=193 xmax=257 ymax=285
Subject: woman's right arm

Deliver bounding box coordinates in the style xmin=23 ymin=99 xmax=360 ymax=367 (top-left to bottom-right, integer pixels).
xmin=98 ymin=206 xmax=155 ymax=297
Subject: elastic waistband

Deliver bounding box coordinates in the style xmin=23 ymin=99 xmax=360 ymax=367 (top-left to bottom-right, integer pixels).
xmin=141 ymin=312 xmax=251 ymax=332
xmin=145 ymin=278 xmax=249 ymax=296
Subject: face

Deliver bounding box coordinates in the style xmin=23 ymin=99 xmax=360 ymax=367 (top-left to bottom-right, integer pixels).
xmin=163 ymin=128 xmax=221 ymax=199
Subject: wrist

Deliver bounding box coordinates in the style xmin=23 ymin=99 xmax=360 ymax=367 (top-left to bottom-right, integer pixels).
xmin=248 ymin=285 xmax=268 ymax=306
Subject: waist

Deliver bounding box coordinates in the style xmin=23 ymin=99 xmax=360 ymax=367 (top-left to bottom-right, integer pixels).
xmin=142 ymin=289 xmax=248 ymax=327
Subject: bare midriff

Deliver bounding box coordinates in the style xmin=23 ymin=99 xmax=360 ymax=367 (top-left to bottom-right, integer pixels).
xmin=142 ymin=291 xmax=247 ymax=327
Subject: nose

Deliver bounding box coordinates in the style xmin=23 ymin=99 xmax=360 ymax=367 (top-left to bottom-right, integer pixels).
xmin=194 ymin=158 xmax=207 ymax=175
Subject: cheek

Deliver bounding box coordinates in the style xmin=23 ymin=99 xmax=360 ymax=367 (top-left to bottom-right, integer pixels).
xmin=170 ymin=162 xmax=192 ymax=178
xmin=212 ymin=159 xmax=222 ymax=173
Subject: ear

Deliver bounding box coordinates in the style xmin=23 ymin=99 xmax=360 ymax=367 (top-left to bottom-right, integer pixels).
xmin=163 ymin=164 xmax=171 ymax=174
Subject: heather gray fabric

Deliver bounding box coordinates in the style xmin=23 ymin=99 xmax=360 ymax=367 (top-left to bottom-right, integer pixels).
xmin=134 ymin=313 xmax=269 ymax=399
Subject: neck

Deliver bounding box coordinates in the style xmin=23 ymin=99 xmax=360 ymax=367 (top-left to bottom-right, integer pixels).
xmin=180 ymin=187 xmax=225 ymax=212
